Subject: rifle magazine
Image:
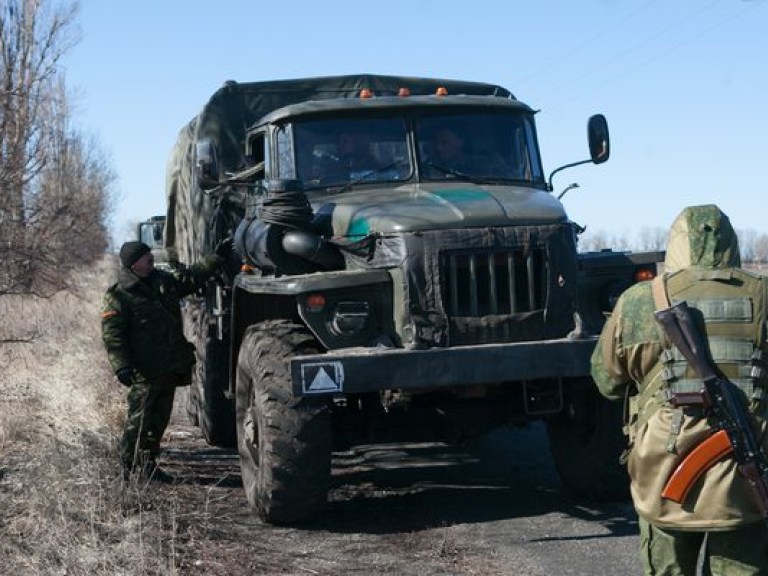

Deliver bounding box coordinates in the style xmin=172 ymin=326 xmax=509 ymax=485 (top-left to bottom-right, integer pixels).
xmin=661 ymin=429 xmax=732 ymax=504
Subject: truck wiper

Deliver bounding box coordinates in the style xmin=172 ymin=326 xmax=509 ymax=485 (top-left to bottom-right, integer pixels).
xmin=335 ymin=162 xmax=399 ymax=194
xmin=423 ymin=162 xmax=497 ymax=185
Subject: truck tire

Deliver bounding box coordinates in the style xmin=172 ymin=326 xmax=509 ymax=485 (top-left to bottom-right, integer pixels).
xmin=197 ymin=334 xmax=236 ymax=447
xmin=546 ymin=380 xmax=630 ymax=501
xmin=185 ymin=298 xmax=236 ymax=447
xmin=235 ymin=320 xmax=331 ymax=524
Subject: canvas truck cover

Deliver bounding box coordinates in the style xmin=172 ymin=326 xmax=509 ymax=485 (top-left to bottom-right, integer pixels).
xmin=165 ymin=74 xmax=514 ymax=264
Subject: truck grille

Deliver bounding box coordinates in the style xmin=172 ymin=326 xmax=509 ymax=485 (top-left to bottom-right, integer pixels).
xmin=442 ymin=247 xmax=548 ymax=317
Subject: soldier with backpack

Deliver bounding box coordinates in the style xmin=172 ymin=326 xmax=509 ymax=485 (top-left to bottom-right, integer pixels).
xmin=591 ymin=205 xmax=768 ymax=575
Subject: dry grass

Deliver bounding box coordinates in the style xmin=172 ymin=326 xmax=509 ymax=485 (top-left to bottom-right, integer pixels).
xmin=0 ymin=257 xmax=179 ymax=575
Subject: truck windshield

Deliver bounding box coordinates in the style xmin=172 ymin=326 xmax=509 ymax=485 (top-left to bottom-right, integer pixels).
xmin=415 ymin=113 xmax=543 ymax=183
xmin=281 ymin=111 xmax=543 ymax=190
xmin=289 ymin=118 xmax=410 ymax=189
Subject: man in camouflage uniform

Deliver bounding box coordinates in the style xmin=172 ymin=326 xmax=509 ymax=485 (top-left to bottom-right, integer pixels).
xmin=101 ymin=241 xmax=224 ymax=482
xmin=591 ymin=205 xmax=768 ymax=575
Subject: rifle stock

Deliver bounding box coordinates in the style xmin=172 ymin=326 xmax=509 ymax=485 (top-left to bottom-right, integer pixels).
xmin=653 ymin=303 xmax=717 ymax=382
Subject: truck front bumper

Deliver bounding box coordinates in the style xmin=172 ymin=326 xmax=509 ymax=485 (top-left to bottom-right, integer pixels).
xmin=291 ymin=336 xmax=598 ymax=396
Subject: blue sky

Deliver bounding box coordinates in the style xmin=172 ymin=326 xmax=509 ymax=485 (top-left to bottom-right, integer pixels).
xmin=65 ymin=0 xmax=767 ymax=243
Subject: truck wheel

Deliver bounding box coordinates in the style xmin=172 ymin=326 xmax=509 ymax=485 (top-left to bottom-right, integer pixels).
xmin=236 ymin=320 xmax=331 ymax=524
xmin=197 ymin=334 xmax=236 ymax=447
xmin=546 ymin=380 xmax=630 ymax=501
xmin=185 ymin=297 xmax=236 ymax=447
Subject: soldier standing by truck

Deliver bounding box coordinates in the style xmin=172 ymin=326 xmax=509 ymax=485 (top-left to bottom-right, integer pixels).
xmin=591 ymin=205 xmax=768 ymax=575
xmin=101 ymin=240 xmax=226 ymax=482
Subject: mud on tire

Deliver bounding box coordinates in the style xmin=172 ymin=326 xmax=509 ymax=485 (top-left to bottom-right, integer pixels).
xmin=546 ymin=379 xmax=630 ymax=501
xmin=236 ymin=320 xmax=331 ymax=525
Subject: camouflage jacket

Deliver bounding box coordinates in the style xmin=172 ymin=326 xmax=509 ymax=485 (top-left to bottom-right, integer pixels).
xmin=101 ymin=255 xmax=222 ymax=379
xmin=591 ymin=204 xmax=768 ymax=530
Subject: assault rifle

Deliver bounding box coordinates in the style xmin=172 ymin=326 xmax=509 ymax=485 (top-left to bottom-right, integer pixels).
xmin=654 ymin=301 xmax=768 ymax=518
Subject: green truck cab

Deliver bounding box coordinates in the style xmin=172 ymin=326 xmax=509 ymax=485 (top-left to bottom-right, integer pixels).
xmin=165 ymin=75 xmax=662 ymax=524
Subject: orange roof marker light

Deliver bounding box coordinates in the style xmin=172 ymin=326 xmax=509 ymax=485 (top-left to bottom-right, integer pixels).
xmin=435 ymin=86 xmax=448 ymax=96
xmin=397 ymin=87 xmax=411 ymax=97
xmin=359 ymin=88 xmax=374 ymax=99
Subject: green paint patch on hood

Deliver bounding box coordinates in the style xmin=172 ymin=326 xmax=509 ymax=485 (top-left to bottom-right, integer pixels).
xmin=431 ymin=188 xmax=493 ymax=203
xmin=347 ymin=216 xmax=371 ymax=239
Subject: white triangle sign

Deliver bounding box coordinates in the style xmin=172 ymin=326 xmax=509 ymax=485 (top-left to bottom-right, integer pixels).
xmin=308 ymin=367 xmax=340 ymax=391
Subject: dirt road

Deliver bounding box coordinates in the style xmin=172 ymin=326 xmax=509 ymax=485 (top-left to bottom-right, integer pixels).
xmin=155 ymin=391 xmax=640 ymax=575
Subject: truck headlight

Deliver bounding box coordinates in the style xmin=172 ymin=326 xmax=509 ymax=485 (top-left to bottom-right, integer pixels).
xmin=329 ymin=301 xmax=370 ymax=336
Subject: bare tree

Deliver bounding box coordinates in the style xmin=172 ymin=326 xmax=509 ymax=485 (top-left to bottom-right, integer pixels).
xmin=577 ymin=228 xmax=610 ymax=252
xmin=0 ymin=0 xmax=78 ymax=213
xmin=637 ymin=226 xmax=667 ymax=252
xmin=0 ymin=0 xmax=112 ymax=297
xmin=737 ymin=229 xmax=757 ymax=264
xmin=25 ymin=76 xmax=115 ymax=290
xmin=753 ymin=234 xmax=768 ymax=265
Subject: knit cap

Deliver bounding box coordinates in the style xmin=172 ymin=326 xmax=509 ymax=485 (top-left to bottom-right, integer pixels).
xmin=119 ymin=241 xmax=151 ymax=268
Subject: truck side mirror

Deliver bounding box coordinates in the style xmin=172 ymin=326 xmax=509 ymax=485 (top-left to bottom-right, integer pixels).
xmin=587 ymin=114 xmax=610 ymax=165
xmin=195 ymin=139 xmax=220 ymax=189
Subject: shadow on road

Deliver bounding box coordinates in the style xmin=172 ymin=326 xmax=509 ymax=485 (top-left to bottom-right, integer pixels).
xmin=161 ymin=422 xmax=637 ymax=538
xmin=312 ymin=423 xmax=637 ymax=536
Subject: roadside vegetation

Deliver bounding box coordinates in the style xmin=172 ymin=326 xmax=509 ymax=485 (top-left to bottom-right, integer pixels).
xmin=0 ymin=3 xmax=172 ymax=573
xmin=0 ymin=258 xmax=181 ymax=575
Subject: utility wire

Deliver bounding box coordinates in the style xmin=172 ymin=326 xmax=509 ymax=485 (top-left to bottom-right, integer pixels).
xmin=538 ymin=0 xmax=721 ymax=109
xmin=513 ymin=0 xmax=662 ymax=92
xmin=538 ymin=0 xmax=764 ymax=112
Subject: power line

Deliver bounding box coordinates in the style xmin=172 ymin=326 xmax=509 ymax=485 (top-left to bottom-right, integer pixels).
xmin=535 ymin=0 xmax=764 ymax=112
xmin=513 ymin=0 xmax=662 ymax=92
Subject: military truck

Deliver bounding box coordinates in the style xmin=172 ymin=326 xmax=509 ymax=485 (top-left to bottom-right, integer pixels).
xmin=165 ymin=74 xmax=662 ymax=524
xmin=136 ymin=215 xmax=171 ymax=270
xmin=137 ymin=215 xmax=165 ymax=248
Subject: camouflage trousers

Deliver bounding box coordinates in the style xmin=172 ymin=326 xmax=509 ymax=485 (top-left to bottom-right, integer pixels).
xmin=639 ymin=516 xmax=768 ymax=575
xmin=120 ymin=371 xmax=190 ymax=472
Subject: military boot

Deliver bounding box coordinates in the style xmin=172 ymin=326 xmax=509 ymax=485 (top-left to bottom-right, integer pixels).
xmin=145 ymin=463 xmax=176 ymax=484
xmin=123 ymin=450 xmax=177 ymax=484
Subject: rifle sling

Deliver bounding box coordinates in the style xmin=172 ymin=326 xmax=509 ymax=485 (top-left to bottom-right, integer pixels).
xmin=652 ymin=275 xmax=671 ymax=310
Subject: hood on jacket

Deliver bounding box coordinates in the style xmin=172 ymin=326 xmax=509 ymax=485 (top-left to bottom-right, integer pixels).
xmin=664 ymin=204 xmax=740 ymax=274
